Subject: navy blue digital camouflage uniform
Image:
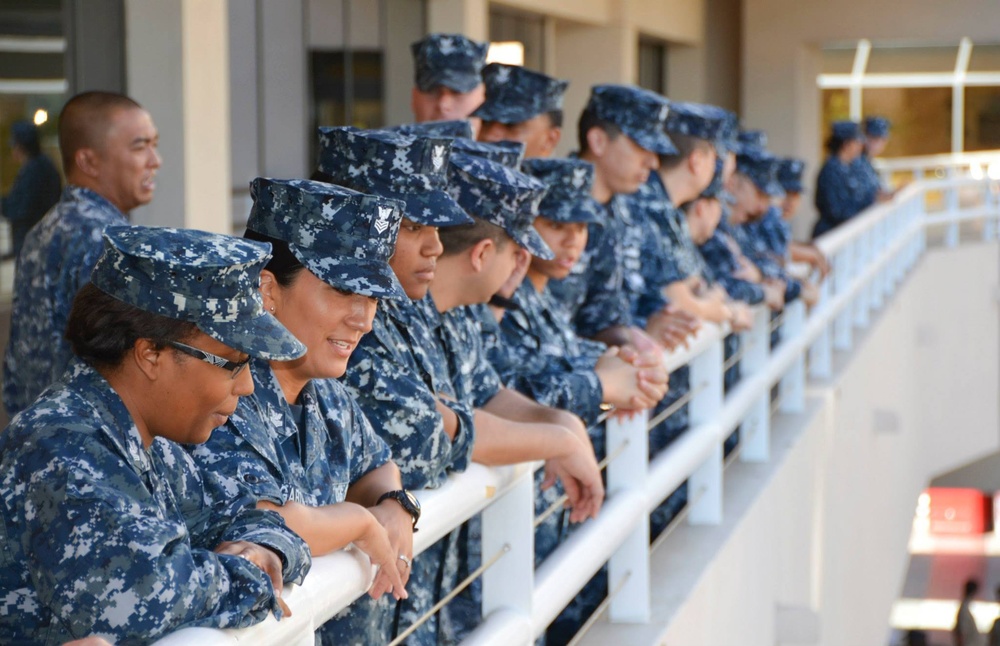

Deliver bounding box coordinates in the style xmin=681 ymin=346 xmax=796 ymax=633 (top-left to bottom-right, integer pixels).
xmin=489 ymin=159 xmax=607 ymax=570
xmin=311 ymin=130 xmax=480 ymax=645
xmin=813 ymin=120 xmax=868 ymax=238
xmin=0 ymin=226 xmax=311 ymax=644
xmin=182 ymin=177 xmax=410 ymax=645
xmin=548 ymin=84 xmax=676 ymax=340
xmin=3 ymin=186 xmax=128 ymax=417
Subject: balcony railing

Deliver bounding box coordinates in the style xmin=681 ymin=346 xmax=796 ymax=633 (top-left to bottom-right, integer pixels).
xmin=154 ymin=167 xmax=1000 ymax=646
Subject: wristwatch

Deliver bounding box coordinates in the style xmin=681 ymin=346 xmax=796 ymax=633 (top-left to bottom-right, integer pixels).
xmin=377 ymin=489 xmax=421 ymax=532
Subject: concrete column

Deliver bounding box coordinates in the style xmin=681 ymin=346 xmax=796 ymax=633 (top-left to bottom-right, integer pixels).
xmin=125 ymin=0 xmax=231 ymax=234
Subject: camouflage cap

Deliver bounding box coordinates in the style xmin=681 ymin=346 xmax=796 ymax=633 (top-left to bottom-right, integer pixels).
xmin=389 ymin=119 xmax=475 ymax=139
xmin=90 ymin=226 xmax=306 ymax=362
xmin=864 ymin=115 xmax=891 ymax=138
xmin=586 ymin=84 xmax=676 ymax=155
xmin=471 ymin=63 xmax=569 ymax=124
xmin=736 ymin=129 xmax=768 ymax=155
xmin=451 ymin=138 xmax=525 ymax=168
xmin=248 ymin=177 xmax=408 ymax=300
xmin=777 ymin=158 xmax=806 ymax=194
xmin=521 ymin=158 xmax=601 ymax=224
xmin=411 ymin=33 xmax=488 ymax=93
xmin=447 ymin=152 xmax=554 ymax=260
xmin=736 ymin=149 xmax=784 ymax=197
xmin=832 ymin=120 xmax=864 ymax=141
xmin=316 ymin=126 xmax=473 ymax=228
xmin=664 ymin=101 xmax=730 ymax=148
xmin=717 ymin=110 xmax=740 ymax=155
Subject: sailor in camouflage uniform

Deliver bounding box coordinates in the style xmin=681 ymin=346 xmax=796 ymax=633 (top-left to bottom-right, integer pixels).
xmin=547 ymin=84 xmax=686 ymax=352
xmin=411 ymin=33 xmax=489 ymax=123
xmin=474 ymin=62 xmax=570 ymax=158
xmin=0 ymin=226 xmax=310 ymax=644
xmin=812 ymin=120 xmax=868 ymax=238
xmin=185 ymin=177 xmax=423 ymax=645
xmin=3 ymin=91 xmax=161 ymax=417
xmin=310 ymin=127 xmax=476 ymax=645
xmin=855 ymin=115 xmax=894 ymax=208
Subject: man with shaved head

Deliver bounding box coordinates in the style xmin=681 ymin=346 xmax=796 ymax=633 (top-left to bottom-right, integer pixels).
xmin=3 ymin=91 xmax=161 ymax=416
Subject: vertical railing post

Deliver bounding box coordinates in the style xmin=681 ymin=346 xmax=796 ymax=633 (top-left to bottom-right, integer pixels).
xmin=945 ymin=166 xmax=960 ymax=247
xmin=853 ymin=230 xmax=871 ymax=329
xmin=808 ymin=275 xmax=832 ymax=380
xmin=481 ymin=466 xmax=535 ymax=640
xmin=871 ymin=217 xmax=887 ymax=310
xmin=833 ymin=246 xmax=854 ymax=351
xmin=740 ymin=307 xmax=771 ymax=463
xmin=779 ymin=299 xmax=806 ymax=414
xmin=687 ymin=337 xmax=725 ymax=525
xmin=606 ymin=411 xmax=650 ymax=623
xmin=983 ymin=181 xmax=997 ymax=241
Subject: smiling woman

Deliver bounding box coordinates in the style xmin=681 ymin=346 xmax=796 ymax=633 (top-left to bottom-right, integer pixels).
xmin=0 ymin=225 xmax=311 ymax=644
xmin=186 ymin=177 xmax=422 ymax=644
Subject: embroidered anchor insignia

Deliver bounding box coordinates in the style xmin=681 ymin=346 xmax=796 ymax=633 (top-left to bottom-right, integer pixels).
xmin=571 ymin=167 xmax=588 ymax=188
xmin=438 ymin=37 xmax=455 ymax=54
xmin=494 ymin=65 xmax=512 ymax=84
xmin=373 ymin=206 xmax=392 ymax=234
xmin=432 ymin=145 xmax=446 ymax=171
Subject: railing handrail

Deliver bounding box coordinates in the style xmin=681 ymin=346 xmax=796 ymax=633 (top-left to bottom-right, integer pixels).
xmin=154 ymin=164 xmax=1000 ymax=646
xmin=873 ymin=149 xmax=1000 ymax=173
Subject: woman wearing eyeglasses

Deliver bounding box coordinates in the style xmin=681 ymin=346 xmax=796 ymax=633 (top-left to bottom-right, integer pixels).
xmin=0 ymin=226 xmax=311 ymax=644
xmin=186 ymin=178 xmax=418 ymax=636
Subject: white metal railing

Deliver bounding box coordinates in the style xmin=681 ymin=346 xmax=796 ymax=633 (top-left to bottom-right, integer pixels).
xmin=154 ymin=169 xmax=999 ymax=646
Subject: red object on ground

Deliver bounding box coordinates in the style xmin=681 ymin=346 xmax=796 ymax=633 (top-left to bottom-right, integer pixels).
xmin=926 ymin=488 xmax=992 ymax=535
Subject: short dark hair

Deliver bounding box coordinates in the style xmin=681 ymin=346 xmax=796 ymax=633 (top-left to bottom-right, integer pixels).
xmin=964 ymin=579 xmax=979 ymax=597
xmin=658 ymin=133 xmax=714 ymax=170
xmin=243 ymin=229 xmax=306 ymax=287
xmin=58 ymin=91 xmax=144 ymax=173
xmin=577 ymin=107 xmax=622 ymax=155
xmin=546 ymin=109 xmax=564 ymax=129
xmin=66 ymin=283 xmax=199 ymax=370
xmin=438 ymin=218 xmax=511 ymax=256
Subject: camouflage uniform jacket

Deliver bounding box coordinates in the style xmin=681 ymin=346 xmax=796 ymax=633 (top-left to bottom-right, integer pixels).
xmin=724 ymin=219 xmax=802 ymax=302
xmin=0 ymin=362 xmax=310 ymax=645
xmin=342 ymin=295 xmax=476 ymax=491
xmin=187 ymin=358 xmax=391 ymax=508
xmin=548 ymin=196 xmax=633 ymax=338
xmin=3 ymin=186 xmax=128 ymax=417
xmin=852 ymin=152 xmax=881 ymax=212
xmin=438 ymin=305 xmax=503 ymax=409
xmin=698 ymin=224 xmax=766 ymax=304
xmin=813 ymin=156 xmax=866 ymax=238
xmin=494 ymin=280 xmax=607 ymax=426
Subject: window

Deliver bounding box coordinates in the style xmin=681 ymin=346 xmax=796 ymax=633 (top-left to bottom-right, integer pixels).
xmin=488 ymin=7 xmax=545 ymax=71
xmin=638 ymin=38 xmax=667 ymax=95
xmin=818 ymin=39 xmax=1000 ymax=156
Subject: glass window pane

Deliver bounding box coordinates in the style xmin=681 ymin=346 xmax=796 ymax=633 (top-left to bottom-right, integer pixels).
xmin=489 ymin=7 xmax=545 ymax=71
xmin=964 ymin=86 xmax=1000 ymax=151
xmin=968 ymin=44 xmax=1000 ymax=73
xmin=821 ymin=48 xmax=857 ymax=75
xmin=637 ymin=39 xmax=667 ymax=94
xmin=862 ymin=87 xmax=952 ymax=156
xmin=866 ymin=45 xmax=958 ymax=74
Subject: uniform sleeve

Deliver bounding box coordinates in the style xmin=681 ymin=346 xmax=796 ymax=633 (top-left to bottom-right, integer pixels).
xmin=343 ymin=394 xmax=393 ymax=484
xmin=20 ymin=432 xmax=294 ymax=642
xmin=573 ymin=219 xmax=632 ymax=338
xmin=343 ymin=321 xmax=476 ymax=491
xmin=156 ymin=441 xmax=311 ymax=586
xmin=699 ymin=232 xmax=765 ymax=304
xmin=815 ymin=163 xmax=863 ymax=224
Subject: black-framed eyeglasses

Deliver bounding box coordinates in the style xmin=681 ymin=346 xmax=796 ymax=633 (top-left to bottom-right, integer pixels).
xmin=166 ymin=341 xmax=251 ymax=380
